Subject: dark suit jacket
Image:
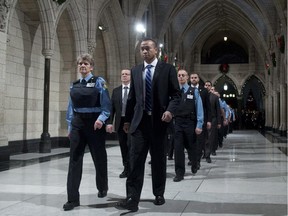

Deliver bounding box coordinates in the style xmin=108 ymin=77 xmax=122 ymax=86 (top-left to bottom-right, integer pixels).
xmin=125 ymin=61 xmax=180 ymax=134
xmin=198 ymin=86 xmax=212 ymax=124
xmin=107 ymin=85 xmax=123 ymax=131
xmin=209 ymin=93 xmax=221 ymax=125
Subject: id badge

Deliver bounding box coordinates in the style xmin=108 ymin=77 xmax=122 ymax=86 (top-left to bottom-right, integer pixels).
xmin=187 ymin=94 xmax=193 ymax=99
xmin=86 ymin=83 xmax=95 ymax=87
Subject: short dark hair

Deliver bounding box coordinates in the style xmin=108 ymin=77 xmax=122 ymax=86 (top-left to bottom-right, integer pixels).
xmin=77 ymin=53 xmax=95 ymax=66
xmin=205 ymin=80 xmax=212 ymax=85
xmin=141 ymin=37 xmax=158 ymax=47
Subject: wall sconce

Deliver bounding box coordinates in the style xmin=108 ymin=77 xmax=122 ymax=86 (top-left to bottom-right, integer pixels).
xmin=135 ymin=23 xmax=146 ymax=34
xmin=98 ymin=25 xmax=108 ymax=32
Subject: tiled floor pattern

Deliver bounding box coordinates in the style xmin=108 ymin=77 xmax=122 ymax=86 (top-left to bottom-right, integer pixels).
xmin=0 ymin=130 xmax=287 ymax=216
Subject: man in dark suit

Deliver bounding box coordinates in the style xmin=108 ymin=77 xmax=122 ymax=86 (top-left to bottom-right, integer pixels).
xmin=190 ymin=73 xmax=211 ymax=166
xmin=204 ymin=81 xmax=221 ymax=162
xmin=106 ymin=69 xmax=131 ymax=178
xmin=117 ymin=37 xmax=180 ymax=212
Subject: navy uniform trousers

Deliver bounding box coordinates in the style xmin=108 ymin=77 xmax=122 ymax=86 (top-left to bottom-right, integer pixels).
xmin=67 ymin=113 xmax=108 ymax=202
xmin=174 ymin=116 xmax=197 ymax=176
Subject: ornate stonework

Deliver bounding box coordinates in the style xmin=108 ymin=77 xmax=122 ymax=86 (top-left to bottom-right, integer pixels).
xmin=0 ymin=0 xmax=10 ymax=32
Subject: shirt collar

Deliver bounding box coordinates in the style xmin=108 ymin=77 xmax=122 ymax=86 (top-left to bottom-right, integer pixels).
xmin=122 ymin=83 xmax=130 ymax=89
xmin=80 ymin=73 xmax=93 ymax=82
xmin=144 ymin=58 xmax=158 ymax=68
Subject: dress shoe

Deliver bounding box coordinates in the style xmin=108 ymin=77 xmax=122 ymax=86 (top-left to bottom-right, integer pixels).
xmin=116 ymin=198 xmax=139 ymax=212
xmin=197 ymin=162 xmax=201 ymax=170
xmin=191 ymin=166 xmax=198 ymax=174
xmin=168 ymin=156 xmax=173 ymax=160
xmin=211 ymin=151 xmax=216 ymax=156
xmin=98 ymin=190 xmax=107 ymax=198
xmin=187 ymin=160 xmax=192 ymax=166
xmin=63 ymin=201 xmax=80 ymax=211
xmin=173 ymin=175 xmax=184 ymax=182
xmin=119 ymin=170 xmax=128 ymax=178
xmin=154 ymin=196 xmax=165 ymax=205
xmin=206 ymin=157 xmax=212 ymax=163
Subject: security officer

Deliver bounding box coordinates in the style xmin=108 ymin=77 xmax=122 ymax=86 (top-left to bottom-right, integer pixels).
xmin=63 ymin=53 xmax=111 ymax=211
xmin=173 ymin=69 xmax=203 ymax=182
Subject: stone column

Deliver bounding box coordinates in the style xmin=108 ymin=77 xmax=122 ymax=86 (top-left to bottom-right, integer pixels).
xmin=0 ymin=0 xmax=11 ymax=162
xmin=39 ymin=50 xmax=53 ymax=153
xmin=265 ymin=94 xmax=273 ymax=130
xmin=0 ymin=31 xmax=9 ymax=161
xmin=279 ymin=84 xmax=287 ymax=136
xmin=272 ymin=90 xmax=279 ymax=133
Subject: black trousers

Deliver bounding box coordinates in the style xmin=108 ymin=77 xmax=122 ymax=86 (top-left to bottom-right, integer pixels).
xmin=67 ymin=114 xmax=108 ymax=202
xmin=174 ymin=117 xmax=196 ymax=176
xmin=206 ymin=117 xmax=218 ymax=157
xmin=126 ymin=113 xmax=167 ymax=203
xmin=118 ymin=117 xmax=129 ymax=169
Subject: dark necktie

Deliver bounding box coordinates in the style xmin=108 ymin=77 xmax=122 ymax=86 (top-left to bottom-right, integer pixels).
xmin=122 ymin=86 xmax=128 ymax=116
xmin=81 ymin=79 xmax=87 ymax=85
xmin=145 ymin=65 xmax=153 ymax=111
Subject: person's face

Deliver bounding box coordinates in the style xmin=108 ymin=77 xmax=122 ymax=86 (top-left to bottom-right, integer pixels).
xmin=190 ymin=74 xmax=199 ymax=86
xmin=77 ymin=60 xmax=93 ymax=77
xmin=121 ymin=69 xmax=131 ymax=84
xmin=177 ymin=70 xmax=188 ymax=85
xmin=204 ymin=82 xmax=212 ymax=91
xmin=140 ymin=40 xmax=158 ymax=63
xmin=210 ymin=86 xmax=215 ymax=93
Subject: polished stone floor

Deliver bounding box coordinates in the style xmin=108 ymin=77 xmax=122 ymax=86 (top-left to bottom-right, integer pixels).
xmin=0 ymin=130 xmax=287 ymax=216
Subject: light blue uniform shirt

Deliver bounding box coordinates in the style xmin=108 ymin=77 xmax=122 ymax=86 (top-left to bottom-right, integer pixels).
xmin=66 ymin=73 xmax=111 ymax=132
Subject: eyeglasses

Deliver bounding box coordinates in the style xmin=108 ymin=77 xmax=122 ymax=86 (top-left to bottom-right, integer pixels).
xmin=178 ymin=74 xmax=186 ymax=77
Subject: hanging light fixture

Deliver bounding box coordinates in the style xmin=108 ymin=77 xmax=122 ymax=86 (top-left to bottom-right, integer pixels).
xmin=224 ymin=36 xmax=228 ymax=41
xmin=224 ymin=83 xmax=228 ymax=91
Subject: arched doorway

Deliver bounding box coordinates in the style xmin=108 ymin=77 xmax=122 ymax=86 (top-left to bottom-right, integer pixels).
xmin=213 ymin=75 xmax=238 ymax=109
xmin=240 ymin=75 xmax=266 ymax=130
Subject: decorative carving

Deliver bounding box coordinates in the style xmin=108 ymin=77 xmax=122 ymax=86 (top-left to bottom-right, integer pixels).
xmin=88 ymin=40 xmax=97 ymax=55
xmin=0 ymin=0 xmax=10 ymax=32
xmin=52 ymin=0 xmax=66 ymax=5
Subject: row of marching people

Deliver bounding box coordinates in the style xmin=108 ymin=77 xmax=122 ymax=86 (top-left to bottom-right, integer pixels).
xmin=166 ymin=69 xmax=235 ymax=182
xmin=63 ymin=38 xmax=236 ymax=212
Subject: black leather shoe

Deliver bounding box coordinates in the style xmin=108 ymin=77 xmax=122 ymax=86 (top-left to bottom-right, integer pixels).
xmin=173 ymin=175 xmax=184 ymax=182
xmin=154 ymin=196 xmax=165 ymax=205
xmin=211 ymin=152 xmax=216 ymax=156
xmin=206 ymin=157 xmax=212 ymax=163
xmin=98 ymin=190 xmax=107 ymax=198
xmin=63 ymin=201 xmax=80 ymax=211
xmin=116 ymin=198 xmax=139 ymax=212
xmin=191 ymin=166 xmax=198 ymax=174
xmin=197 ymin=161 xmax=201 ymax=170
xmin=187 ymin=160 xmax=192 ymax=166
xmin=119 ymin=170 xmax=128 ymax=178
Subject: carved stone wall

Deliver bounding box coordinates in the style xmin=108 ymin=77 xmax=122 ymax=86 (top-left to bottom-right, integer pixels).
xmin=0 ymin=0 xmax=10 ymax=32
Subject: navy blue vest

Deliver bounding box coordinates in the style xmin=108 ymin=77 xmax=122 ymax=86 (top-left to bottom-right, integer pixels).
xmin=70 ymin=76 xmax=101 ymax=108
xmin=175 ymin=86 xmax=196 ymax=120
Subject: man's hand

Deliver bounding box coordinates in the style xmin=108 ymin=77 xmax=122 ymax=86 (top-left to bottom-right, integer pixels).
xmin=207 ymin=122 xmax=211 ymax=129
xmin=195 ymin=127 xmax=202 ymax=135
xmin=161 ymin=111 xmax=173 ymax=122
xmin=123 ymin=122 xmax=130 ymax=133
xmin=94 ymin=120 xmax=103 ymax=130
xmin=106 ymin=124 xmax=113 ymax=133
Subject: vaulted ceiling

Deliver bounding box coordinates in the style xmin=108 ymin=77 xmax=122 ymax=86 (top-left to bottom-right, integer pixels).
xmin=139 ymin=0 xmax=286 ymax=65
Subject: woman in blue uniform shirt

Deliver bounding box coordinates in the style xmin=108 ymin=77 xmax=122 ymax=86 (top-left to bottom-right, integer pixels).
xmin=63 ymin=53 xmax=111 ymax=211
